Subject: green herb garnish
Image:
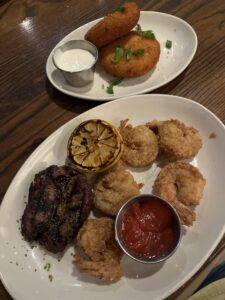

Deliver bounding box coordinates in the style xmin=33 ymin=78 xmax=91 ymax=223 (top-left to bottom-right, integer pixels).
xmin=106 ymin=78 xmax=123 ymax=94
xmin=125 ymin=48 xmax=132 ymax=61
xmin=114 ymin=5 xmax=125 ymax=12
xmin=107 ymin=85 xmax=114 ymax=94
xmin=112 ymin=45 xmax=146 ymax=63
xmin=133 ymin=49 xmax=145 ymax=57
xmin=44 ymin=262 xmax=51 ymax=272
xmin=135 ymin=24 xmax=155 ymax=39
xmin=112 ymin=46 xmax=124 ymax=63
xmin=135 ymin=24 xmax=142 ymax=33
xmin=75 ymin=210 xmax=80 ymax=221
xmin=165 ymin=40 xmax=172 ymax=49
xmin=142 ymin=30 xmax=155 ymax=39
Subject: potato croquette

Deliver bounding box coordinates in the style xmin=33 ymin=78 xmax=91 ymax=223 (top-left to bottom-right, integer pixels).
xmin=85 ymin=2 xmax=140 ymax=49
xmin=100 ymin=32 xmax=160 ymax=77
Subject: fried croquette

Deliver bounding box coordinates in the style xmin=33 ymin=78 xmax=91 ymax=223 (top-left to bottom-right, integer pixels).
xmin=85 ymin=2 xmax=140 ymax=49
xmin=146 ymin=119 xmax=203 ymax=161
xmin=100 ymin=32 xmax=160 ymax=77
xmin=119 ymin=119 xmax=159 ymax=167
xmin=155 ymin=162 xmax=206 ymax=226
xmin=74 ymin=217 xmax=123 ymax=281
xmin=94 ymin=161 xmax=143 ymax=216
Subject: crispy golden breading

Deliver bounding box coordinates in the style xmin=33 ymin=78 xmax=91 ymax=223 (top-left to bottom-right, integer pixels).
xmin=119 ymin=119 xmax=159 ymax=167
xmin=85 ymin=2 xmax=140 ymax=49
xmin=75 ymin=256 xmax=123 ymax=282
xmin=100 ymin=32 xmax=160 ymax=77
xmin=94 ymin=161 xmax=143 ymax=216
xmin=155 ymin=162 xmax=206 ymax=226
xmin=76 ymin=218 xmax=120 ymax=261
xmin=74 ymin=218 xmax=123 ymax=281
xmin=146 ymin=119 xmax=203 ymax=161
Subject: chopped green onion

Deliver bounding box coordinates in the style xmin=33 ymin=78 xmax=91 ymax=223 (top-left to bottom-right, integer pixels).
xmin=135 ymin=24 xmax=155 ymax=39
xmin=109 ymin=77 xmax=123 ymax=86
xmin=75 ymin=210 xmax=80 ymax=221
xmin=166 ymin=40 xmax=172 ymax=49
xmin=112 ymin=46 xmax=124 ymax=63
xmin=142 ymin=30 xmax=155 ymax=39
xmin=106 ymin=78 xmax=123 ymax=94
xmin=106 ymin=85 xmax=114 ymax=94
xmin=44 ymin=263 xmax=51 ymax=272
xmin=114 ymin=5 xmax=125 ymax=12
xmin=125 ymin=48 xmax=133 ymax=61
xmin=135 ymin=24 xmax=142 ymax=33
xmin=133 ymin=49 xmax=145 ymax=57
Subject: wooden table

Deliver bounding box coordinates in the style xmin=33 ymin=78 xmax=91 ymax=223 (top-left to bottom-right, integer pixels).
xmin=0 ymin=0 xmax=225 ymax=299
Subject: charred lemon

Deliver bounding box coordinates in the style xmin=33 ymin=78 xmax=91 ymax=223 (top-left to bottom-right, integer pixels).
xmin=68 ymin=119 xmax=124 ymax=173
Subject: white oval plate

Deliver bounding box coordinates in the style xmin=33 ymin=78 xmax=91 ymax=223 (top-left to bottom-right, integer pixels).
xmin=1 ymin=94 xmax=225 ymax=300
xmin=46 ymin=12 xmax=198 ymax=101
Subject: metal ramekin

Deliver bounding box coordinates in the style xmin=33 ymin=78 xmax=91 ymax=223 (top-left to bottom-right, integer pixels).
xmin=115 ymin=194 xmax=181 ymax=264
xmin=52 ymin=40 xmax=98 ymax=87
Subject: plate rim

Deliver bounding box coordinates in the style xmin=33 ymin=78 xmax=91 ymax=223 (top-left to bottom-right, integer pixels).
xmin=1 ymin=94 xmax=224 ymax=300
xmin=46 ymin=11 xmax=198 ymax=101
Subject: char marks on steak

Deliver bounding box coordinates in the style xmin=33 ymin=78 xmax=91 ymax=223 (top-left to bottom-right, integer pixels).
xmin=21 ymin=165 xmax=93 ymax=253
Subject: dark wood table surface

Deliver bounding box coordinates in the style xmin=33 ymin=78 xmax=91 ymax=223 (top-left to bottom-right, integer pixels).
xmin=0 ymin=0 xmax=225 ymax=299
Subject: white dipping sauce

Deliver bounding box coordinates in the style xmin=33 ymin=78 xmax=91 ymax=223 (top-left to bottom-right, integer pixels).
xmin=57 ymin=49 xmax=95 ymax=72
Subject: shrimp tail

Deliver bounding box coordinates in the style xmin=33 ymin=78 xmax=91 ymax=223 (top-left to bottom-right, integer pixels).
xmin=172 ymin=200 xmax=196 ymax=226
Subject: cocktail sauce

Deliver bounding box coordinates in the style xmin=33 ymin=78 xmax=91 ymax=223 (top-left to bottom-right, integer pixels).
xmin=121 ymin=198 xmax=177 ymax=259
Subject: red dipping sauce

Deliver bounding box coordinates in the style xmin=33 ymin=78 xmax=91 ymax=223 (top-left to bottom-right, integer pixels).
xmin=120 ymin=198 xmax=178 ymax=259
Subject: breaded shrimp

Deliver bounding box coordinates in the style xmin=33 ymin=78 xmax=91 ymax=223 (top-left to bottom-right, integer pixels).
xmin=74 ymin=217 xmax=123 ymax=281
xmin=75 ymin=256 xmax=123 ymax=282
xmin=100 ymin=32 xmax=160 ymax=77
xmin=119 ymin=119 xmax=159 ymax=167
xmin=155 ymin=162 xmax=206 ymax=226
xmin=76 ymin=217 xmax=121 ymax=260
xmin=146 ymin=119 xmax=202 ymax=161
xmin=85 ymin=2 xmax=140 ymax=49
xmin=94 ymin=161 xmax=143 ymax=216
xmin=171 ymin=200 xmax=196 ymax=227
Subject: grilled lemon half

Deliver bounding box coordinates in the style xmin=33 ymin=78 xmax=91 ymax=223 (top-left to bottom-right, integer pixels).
xmin=68 ymin=119 xmax=124 ymax=173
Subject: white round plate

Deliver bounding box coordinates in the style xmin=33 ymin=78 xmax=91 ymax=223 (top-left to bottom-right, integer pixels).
xmin=1 ymin=94 xmax=224 ymax=300
xmin=46 ymin=12 xmax=198 ymax=101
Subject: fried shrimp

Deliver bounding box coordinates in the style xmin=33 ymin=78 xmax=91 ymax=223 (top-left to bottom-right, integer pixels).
xmin=155 ymin=162 xmax=206 ymax=226
xmin=119 ymin=119 xmax=159 ymax=167
xmin=74 ymin=217 xmax=123 ymax=281
xmin=85 ymin=2 xmax=140 ymax=49
xmin=100 ymin=32 xmax=160 ymax=77
xmin=94 ymin=161 xmax=143 ymax=216
xmin=146 ymin=119 xmax=202 ymax=161
xmin=75 ymin=256 xmax=123 ymax=282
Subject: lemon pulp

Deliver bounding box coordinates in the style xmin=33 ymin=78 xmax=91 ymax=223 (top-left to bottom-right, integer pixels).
xmin=68 ymin=119 xmax=123 ymax=173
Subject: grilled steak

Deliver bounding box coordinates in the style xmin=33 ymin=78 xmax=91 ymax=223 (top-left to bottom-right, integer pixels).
xmin=21 ymin=165 xmax=93 ymax=253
